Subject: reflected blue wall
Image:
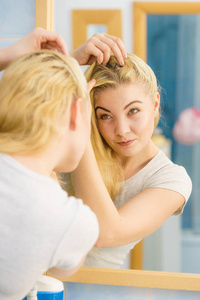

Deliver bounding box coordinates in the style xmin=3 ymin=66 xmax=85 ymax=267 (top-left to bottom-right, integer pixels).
xmin=64 ymin=282 xmax=200 ymax=300
xmin=65 ymin=282 xmax=148 ymax=300
xmin=147 ymin=15 xmax=200 ymax=230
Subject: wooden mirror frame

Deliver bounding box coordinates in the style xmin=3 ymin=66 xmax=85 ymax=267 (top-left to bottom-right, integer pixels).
xmin=133 ymin=2 xmax=200 ymax=61
xmin=48 ymin=266 xmax=200 ymax=292
xmin=72 ymin=10 xmax=122 ymax=49
xmin=131 ymin=1 xmax=200 ymax=271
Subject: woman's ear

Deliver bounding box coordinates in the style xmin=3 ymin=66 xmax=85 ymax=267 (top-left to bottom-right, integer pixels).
xmin=70 ymin=98 xmax=82 ymax=131
xmin=154 ymin=93 xmax=160 ymax=117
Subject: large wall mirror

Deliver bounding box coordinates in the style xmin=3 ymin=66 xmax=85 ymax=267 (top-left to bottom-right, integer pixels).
xmin=132 ymin=2 xmax=200 ymax=273
xmin=36 ymin=0 xmax=200 ymax=275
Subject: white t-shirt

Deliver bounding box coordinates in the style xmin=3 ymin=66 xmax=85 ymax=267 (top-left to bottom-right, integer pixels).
xmin=0 ymin=153 xmax=99 ymax=300
xmin=84 ymin=150 xmax=192 ymax=268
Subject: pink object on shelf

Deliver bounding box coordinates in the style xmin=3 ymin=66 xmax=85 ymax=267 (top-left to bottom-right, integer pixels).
xmin=173 ymin=107 xmax=200 ymax=145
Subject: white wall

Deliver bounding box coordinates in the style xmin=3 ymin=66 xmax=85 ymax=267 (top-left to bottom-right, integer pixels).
xmin=54 ymin=0 xmax=200 ymax=53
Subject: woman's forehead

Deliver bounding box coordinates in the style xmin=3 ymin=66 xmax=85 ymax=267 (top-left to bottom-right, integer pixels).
xmin=95 ymin=83 xmax=150 ymax=105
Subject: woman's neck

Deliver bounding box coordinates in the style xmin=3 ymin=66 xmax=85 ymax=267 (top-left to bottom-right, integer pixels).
xmin=11 ymin=153 xmax=52 ymax=177
xmin=119 ymin=141 xmax=159 ymax=180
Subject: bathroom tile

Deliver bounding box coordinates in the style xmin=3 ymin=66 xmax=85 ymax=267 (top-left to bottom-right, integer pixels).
xmin=0 ymin=0 xmax=35 ymax=37
xmin=64 ymin=282 xmax=149 ymax=300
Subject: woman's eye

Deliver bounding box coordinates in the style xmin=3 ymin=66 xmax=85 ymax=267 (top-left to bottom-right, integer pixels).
xmin=128 ymin=108 xmax=138 ymax=115
xmin=99 ymin=114 xmax=112 ymax=120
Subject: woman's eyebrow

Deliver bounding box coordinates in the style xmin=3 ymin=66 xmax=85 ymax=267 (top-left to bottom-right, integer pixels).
xmin=95 ymin=100 xmax=143 ymax=113
xmin=95 ymin=106 xmax=111 ymax=113
xmin=124 ymin=100 xmax=143 ymax=110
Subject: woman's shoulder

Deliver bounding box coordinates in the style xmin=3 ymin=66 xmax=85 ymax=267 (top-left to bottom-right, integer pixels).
xmin=149 ymin=149 xmax=174 ymax=167
xmin=125 ymin=149 xmax=187 ymax=186
xmin=142 ymin=150 xmax=192 ymax=202
xmin=144 ymin=149 xmax=191 ymax=182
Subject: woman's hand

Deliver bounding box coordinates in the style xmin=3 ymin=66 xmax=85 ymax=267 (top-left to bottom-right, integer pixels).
xmin=70 ymin=33 xmax=127 ymax=66
xmin=0 ymin=27 xmax=69 ymax=71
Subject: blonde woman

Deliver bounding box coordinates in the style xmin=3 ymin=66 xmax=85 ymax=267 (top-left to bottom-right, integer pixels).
xmin=68 ymin=54 xmax=192 ymax=268
xmin=0 ymin=50 xmax=100 ymax=300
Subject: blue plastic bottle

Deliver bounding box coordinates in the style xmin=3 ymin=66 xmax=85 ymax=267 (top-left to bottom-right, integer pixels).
xmin=23 ymin=276 xmax=64 ymax=300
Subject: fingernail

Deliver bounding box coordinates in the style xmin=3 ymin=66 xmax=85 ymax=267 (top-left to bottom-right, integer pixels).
xmin=97 ymin=59 xmax=102 ymax=65
xmin=123 ymin=52 xmax=127 ymax=58
xmin=120 ymin=59 xmax=124 ymax=66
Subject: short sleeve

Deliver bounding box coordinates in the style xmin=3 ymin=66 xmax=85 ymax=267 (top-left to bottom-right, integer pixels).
xmin=50 ymin=198 xmax=99 ymax=270
xmin=143 ymin=164 xmax=192 ymax=215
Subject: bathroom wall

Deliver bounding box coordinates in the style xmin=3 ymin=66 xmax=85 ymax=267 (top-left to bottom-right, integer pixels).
xmin=0 ymin=0 xmax=35 ymax=76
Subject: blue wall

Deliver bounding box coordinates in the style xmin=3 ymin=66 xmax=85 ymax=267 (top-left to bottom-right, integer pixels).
xmin=0 ymin=0 xmax=35 ymax=58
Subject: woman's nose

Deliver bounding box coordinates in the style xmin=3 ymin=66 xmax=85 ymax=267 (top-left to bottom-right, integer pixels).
xmin=114 ymin=118 xmax=131 ymax=136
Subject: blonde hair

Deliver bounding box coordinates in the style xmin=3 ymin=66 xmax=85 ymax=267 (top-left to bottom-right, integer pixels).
xmin=0 ymin=50 xmax=88 ymax=155
xmin=85 ymin=53 xmax=160 ymax=199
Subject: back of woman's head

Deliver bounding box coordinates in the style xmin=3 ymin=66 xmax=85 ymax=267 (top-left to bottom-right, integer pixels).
xmin=0 ymin=50 xmax=88 ymax=154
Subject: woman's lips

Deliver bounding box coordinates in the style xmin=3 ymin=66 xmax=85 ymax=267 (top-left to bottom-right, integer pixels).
xmin=117 ymin=139 xmax=135 ymax=146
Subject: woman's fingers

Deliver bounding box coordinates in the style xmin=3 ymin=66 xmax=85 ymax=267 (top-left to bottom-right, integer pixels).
xmin=89 ymin=33 xmax=127 ymax=66
xmin=34 ymin=28 xmax=69 ymax=55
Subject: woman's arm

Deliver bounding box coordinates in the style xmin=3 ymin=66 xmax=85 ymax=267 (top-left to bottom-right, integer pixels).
xmin=72 ymin=143 xmax=185 ymax=248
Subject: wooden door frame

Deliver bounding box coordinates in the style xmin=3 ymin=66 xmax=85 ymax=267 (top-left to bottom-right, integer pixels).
xmin=35 ymin=0 xmax=54 ymax=30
